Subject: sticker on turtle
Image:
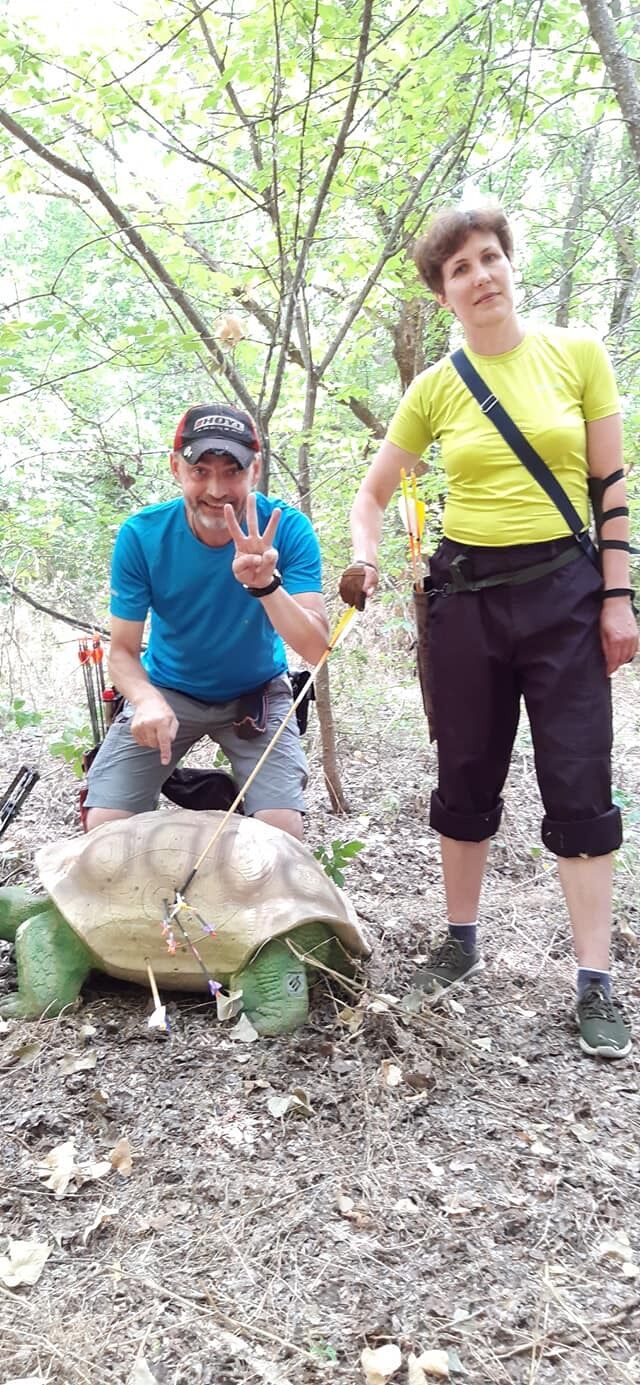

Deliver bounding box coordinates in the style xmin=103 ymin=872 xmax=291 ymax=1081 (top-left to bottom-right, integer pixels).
xmin=0 ymin=810 xmax=370 ymax=1036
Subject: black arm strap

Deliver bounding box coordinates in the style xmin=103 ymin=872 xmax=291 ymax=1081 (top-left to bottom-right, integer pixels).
xmin=600 ymin=468 xmax=625 ymax=491
xmin=451 ymin=348 xmax=599 ymax=566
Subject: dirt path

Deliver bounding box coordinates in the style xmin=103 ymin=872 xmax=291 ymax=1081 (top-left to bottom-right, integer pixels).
xmin=1 ymin=651 xmax=638 ymax=1385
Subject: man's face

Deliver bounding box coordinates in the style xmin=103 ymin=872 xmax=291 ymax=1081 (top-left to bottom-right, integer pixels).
xmin=171 ymin=451 xmax=261 ymax=543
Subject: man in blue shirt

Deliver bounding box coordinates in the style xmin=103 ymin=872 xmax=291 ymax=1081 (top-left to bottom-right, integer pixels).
xmin=85 ymin=404 xmax=328 ymax=839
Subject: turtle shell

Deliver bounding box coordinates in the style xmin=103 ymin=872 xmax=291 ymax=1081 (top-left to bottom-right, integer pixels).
xmin=35 ymin=810 xmax=370 ymax=990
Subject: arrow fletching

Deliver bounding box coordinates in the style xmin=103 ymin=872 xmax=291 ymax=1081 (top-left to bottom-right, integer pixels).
xmin=397 ymin=494 xmax=426 ymax=541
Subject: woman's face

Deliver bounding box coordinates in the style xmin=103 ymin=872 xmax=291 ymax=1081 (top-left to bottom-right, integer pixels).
xmin=437 ymin=230 xmax=515 ymax=332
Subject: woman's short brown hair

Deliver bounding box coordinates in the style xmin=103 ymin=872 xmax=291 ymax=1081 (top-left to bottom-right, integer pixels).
xmin=414 ymin=206 xmax=514 ymax=294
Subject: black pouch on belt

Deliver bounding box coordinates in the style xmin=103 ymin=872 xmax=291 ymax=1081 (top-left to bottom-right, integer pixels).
xmin=233 ymin=686 xmax=269 ymax=739
xmin=412 ymin=577 xmax=437 ymax=744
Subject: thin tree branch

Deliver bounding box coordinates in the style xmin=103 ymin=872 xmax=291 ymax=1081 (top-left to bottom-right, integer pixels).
xmin=262 ymin=0 xmax=374 ymax=422
xmin=0 ymin=571 xmax=109 ymax=637
xmin=0 ymin=106 xmax=257 ymax=415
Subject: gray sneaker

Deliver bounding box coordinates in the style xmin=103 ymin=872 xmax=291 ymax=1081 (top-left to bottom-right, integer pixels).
xmin=577 ymin=982 xmax=632 ymax=1059
xmin=412 ymin=936 xmax=485 ymax=993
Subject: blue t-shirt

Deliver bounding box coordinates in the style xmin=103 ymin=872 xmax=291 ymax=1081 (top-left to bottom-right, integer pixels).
xmin=110 ymin=494 xmax=322 ymax=701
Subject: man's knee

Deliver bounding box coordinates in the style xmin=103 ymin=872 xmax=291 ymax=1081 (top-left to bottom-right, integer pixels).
xmin=254 ymin=808 xmax=304 ymax=840
xmin=85 ymin=807 xmax=135 ymax=833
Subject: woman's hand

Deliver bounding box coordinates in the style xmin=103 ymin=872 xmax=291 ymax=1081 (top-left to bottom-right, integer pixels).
xmin=600 ymin=598 xmax=639 ymax=675
xmin=224 ymin=493 xmax=282 ymax=589
xmin=339 ymin=561 xmax=379 ymax=610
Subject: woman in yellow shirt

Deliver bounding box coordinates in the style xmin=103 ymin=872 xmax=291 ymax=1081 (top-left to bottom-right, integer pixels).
xmin=345 ymin=206 xmax=638 ymax=1060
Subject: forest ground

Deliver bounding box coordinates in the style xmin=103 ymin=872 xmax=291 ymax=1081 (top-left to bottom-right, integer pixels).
xmin=0 ymin=607 xmax=639 ymax=1385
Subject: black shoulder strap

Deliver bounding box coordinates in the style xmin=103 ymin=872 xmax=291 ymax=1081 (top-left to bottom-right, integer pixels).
xmin=450 ymin=348 xmax=599 ymax=566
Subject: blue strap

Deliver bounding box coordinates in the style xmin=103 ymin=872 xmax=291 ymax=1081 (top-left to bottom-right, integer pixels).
xmin=450 ymin=348 xmax=599 ymax=567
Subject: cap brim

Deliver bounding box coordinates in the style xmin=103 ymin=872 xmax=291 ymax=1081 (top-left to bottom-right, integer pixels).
xmin=184 ymin=436 xmax=256 ymax=467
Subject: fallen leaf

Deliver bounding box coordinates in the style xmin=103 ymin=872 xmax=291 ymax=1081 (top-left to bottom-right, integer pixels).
xmin=379 ymin=1060 xmax=403 ymax=1088
xmin=266 ymin=1089 xmax=313 ymax=1119
xmin=426 ymin=1159 xmax=445 ymax=1179
xmin=394 ymin=1197 xmax=419 ymax=1214
xmin=617 ymin=918 xmax=638 ymax=945
xmin=595 ymin=1230 xmax=636 ymax=1270
xmin=336 ymin=1003 xmax=365 ymax=1032
xmin=79 ymin=1021 xmax=97 ymax=1041
xmin=472 ymin=1036 xmax=492 ymax=1052
xmin=361 ymin=1343 xmax=402 ymax=1384
xmin=530 ymin=1140 xmax=554 ymax=1158
xmin=399 ymin=989 xmax=425 ymax=1015
xmin=36 ymin=1140 xmax=115 ymax=1197
xmin=110 ymin=1137 xmax=133 ymax=1177
xmin=404 ymin=1070 xmax=435 ymax=1092
xmin=59 ymin=1049 xmax=98 ymax=1075
xmin=267 ymin=1095 xmax=293 ymax=1118
xmin=82 ymin=1204 xmax=117 ymax=1244
xmin=36 ymin=1140 xmax=79 ymax=1198
xmin=89 ymin=1087 xmax=110 ymax=1106
xmin=408 ymin=1349 xmax=450 ymax=1380
xmin=336 ymin=1194 xmax=370 ymax=1228
xmin=3 ymin=1377 xmax=46 ymax=1384
xmin=0 ymin=1237 xmax=51 ymax=1287
xmin=80 ymin=1159 xmax=113 ymax=1183
xmin=216 ymin=988 xmax=243 ymax=1021
xmin=232 ymin=1013 xmax=260 ymax=1043
xmin=128 ymin=1356 xmax=159 ymax=1385
xmin=571 ymin=1123 xmax=598 ymax=1144
xmin=6 ymin=1040 xmax=41 ymax=1067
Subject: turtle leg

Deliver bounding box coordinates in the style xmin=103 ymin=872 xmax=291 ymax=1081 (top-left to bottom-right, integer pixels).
xmin=231 ymin=923 xmax=343 ymax=1036
xmin=0 ymin=886 xmax=49 ymax=943
xmin=0 ymin=906 xmax=92 ymax=1019
xmin=293 ymin=922 xmax=358 ymax=983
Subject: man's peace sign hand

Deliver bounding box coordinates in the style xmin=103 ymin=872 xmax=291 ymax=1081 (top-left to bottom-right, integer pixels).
xmin=224 ymin=493 xmax=282 ymax=590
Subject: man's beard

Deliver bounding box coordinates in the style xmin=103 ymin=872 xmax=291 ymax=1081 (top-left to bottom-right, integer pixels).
xmin=186 ymin=495 xmax=246 ymax=536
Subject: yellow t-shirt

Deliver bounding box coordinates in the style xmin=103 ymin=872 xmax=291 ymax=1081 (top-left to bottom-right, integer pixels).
xmin=386 ymin=324 xmax=620 ymax=546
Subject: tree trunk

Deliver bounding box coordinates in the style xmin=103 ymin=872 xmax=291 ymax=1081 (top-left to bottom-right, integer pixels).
xmin=314 ymin=663 xmax=348 ymax=812
xmin=297 ymin=374 xmax=349 ymax=812
xmin=580 ymin=0 xmax=640 ymax=176
xmin=555 ymin=132 xmax=598 ymax=326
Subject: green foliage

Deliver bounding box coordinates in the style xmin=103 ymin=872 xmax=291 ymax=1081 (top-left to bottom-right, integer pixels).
xmin=48 ymin=724 xmax=91 ymax=780
xmin=0 ymin=697 xmax=43 ymax=731
xmin=0 ymin=0 xmax=639 ymax=631
xmin=309 ymin=1340 xmax=339 ymax=1363
xmin=314 ymin=838 xmax=365 ymax=888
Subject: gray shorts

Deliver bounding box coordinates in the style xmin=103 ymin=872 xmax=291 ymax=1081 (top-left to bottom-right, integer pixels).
xmin=85 ymin=676 xmax=308 ymax=816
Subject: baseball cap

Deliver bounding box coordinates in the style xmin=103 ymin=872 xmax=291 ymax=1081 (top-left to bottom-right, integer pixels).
xmin=173 ymin=404 xmax=261 ymax=468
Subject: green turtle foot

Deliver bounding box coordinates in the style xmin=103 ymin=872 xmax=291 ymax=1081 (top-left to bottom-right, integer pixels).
xmin=232 ymin=922 xmax=350 ymax=1036
xmin=2 ymin=907 xmax=93 ymax=1019
xmin=0 ymin=990 xmax=44 ymax=1020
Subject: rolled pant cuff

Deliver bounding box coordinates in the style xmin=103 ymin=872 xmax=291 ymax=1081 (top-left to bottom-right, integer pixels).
xmin=429 ymin=791 xmax=503 ymax=842
xmin=541 ymin=806 xmax=622 ymax=858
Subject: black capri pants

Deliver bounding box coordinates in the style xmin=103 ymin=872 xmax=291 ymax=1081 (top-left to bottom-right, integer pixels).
xmin=428 ymin=536 xmax=622 ymax=858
